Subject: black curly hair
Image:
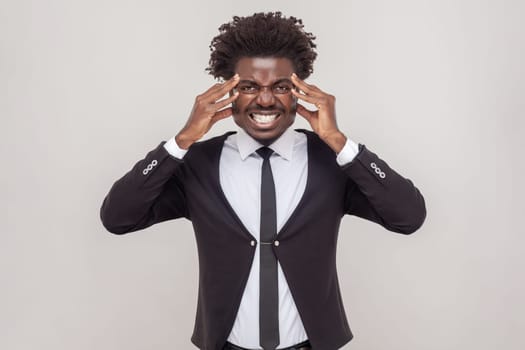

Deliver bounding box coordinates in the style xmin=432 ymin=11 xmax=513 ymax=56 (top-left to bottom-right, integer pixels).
xmin=206 ymin=12 xmax=317 ymax=80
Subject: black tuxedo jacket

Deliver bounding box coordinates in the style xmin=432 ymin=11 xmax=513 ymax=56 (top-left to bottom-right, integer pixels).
xmin=100 ymin=129 xmax=426 ymax=350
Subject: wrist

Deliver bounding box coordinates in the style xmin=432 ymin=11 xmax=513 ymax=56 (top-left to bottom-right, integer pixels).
xmin=321 ymin=130 xmax=347 ymax=153
xmin=175 ymin=132 xmax=195 ymax=150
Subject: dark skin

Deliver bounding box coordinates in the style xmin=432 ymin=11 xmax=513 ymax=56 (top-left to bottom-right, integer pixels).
xmin=231 ymin=57 xmax=297 ymax=146
xmin=176 ymin=57 xmax=347 ymax=152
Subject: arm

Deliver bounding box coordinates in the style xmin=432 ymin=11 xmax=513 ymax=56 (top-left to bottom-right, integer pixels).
xmin=100 ymin=75 xmax=240 ymax=234
xmin=99 ymin=142 xmax=188 ymax=234
xmin=291 ymin=73 xmax=426 ymax=234
xmin=341 ymin=144 xmax=426 ymax=234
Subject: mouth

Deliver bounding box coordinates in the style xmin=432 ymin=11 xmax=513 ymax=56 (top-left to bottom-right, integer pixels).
xmin=249 ymin=112 xmax=281 ymax=127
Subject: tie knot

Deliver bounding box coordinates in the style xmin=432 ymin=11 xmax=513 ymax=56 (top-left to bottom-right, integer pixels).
xmin=256 ymin=147 xmax=273 ymax=160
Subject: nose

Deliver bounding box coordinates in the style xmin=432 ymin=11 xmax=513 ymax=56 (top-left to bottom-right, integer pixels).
xmin=255 ymin=86 xmax=276 ymax=107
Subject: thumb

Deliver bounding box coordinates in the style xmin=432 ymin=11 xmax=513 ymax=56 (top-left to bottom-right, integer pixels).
xmin=296 ymin=104 xmax=315 ymax=122
xmin=211 ymin=107 xmax=233 ymax=124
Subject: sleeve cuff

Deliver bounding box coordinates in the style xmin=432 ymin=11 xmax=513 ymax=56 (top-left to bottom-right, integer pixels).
xmin=336 ymin=138 xmax=360 ymax=166
xmin=163 ymin=136 xmax=188 ymax=160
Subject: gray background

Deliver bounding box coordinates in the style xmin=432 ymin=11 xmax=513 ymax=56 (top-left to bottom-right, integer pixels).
xmin=2 ymin=0 xmax=524 ymax=349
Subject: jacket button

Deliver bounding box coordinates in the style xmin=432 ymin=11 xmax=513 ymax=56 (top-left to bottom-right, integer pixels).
xmin=250 ymin=240 xmax=256 ymax=246
xmin=274 ymin=240 xmax=280 ymax=246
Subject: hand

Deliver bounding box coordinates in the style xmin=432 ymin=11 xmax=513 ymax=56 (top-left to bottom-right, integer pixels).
xmin=291 ymin=73 xmax=347 ymax=153
xmin=175 ymin=74 xmax=240 ymax=149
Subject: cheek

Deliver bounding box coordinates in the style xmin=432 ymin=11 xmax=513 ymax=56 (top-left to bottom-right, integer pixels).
xmin=232 ymin=100 xmax=239 ymax=114
xmin=232 ymin=98 xmax=246 ymax=114
xmin=279 ymin=96 xmax=297 ymax=112
xmin=291 ymin=96 xmax=297 ymax=112
xmin=233 ymin=97 xmax=253 ymax=113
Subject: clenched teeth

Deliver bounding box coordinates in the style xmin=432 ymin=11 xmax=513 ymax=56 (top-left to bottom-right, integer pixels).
xmin=251 ymin=113 xmax=278 ymax=124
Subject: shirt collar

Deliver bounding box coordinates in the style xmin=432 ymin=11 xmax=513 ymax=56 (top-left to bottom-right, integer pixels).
xmin=236 ymin=127 xmax=296 ymax=161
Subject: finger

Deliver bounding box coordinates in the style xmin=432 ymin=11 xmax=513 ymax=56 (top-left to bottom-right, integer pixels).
xmin=291 ymin=88 xmax=321 ymax=106
xmin=198 ymin=74 xmax=239 ymax=101
xmin=291 ymin=73 xmax=323 ymax=96
xmin=214 ymin=91 xmax=239 ymax=110
xmin=211 ymin=107 xmax=233 ymax=123
xmin=207 ymin=74 xmax=240 ymax=100
xmin=296 ymin=104 xmax=316 ymax=122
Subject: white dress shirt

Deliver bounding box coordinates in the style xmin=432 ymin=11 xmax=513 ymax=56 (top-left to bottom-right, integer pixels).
xmin=163 ymin=127 xmax=359 ymax=349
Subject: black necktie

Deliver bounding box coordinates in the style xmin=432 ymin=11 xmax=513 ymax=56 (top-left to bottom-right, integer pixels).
xmin=257 ymin=147 xmax=279 ymax=350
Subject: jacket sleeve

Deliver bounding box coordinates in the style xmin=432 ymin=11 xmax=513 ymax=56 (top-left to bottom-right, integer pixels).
xmin=100 ymin=141 xmax=189 ymax=234
xmin=342 ymin=144 xmax=426 ymax=234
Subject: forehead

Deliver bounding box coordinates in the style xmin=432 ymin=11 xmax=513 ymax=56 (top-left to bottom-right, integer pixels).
xmin=235 ymin=57 xmax=294 ymax=83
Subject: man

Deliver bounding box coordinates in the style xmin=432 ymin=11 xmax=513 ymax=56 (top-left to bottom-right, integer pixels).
xmin=100 ymin=12 xmax=426 ymax=350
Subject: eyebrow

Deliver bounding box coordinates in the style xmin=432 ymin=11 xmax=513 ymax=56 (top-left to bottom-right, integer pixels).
xmin=238 ymin=78 xmax=294 ymax=85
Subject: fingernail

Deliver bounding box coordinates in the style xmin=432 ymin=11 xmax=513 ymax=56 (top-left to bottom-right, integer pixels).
xmin=234 ymin=74 xmax=239 ymax=79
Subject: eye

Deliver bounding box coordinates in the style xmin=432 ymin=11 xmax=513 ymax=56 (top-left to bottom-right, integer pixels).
xmin=273 ymin=84 xmax=292 ymax=94
xmin=238 ymin=84 xmax=258 ymax=94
